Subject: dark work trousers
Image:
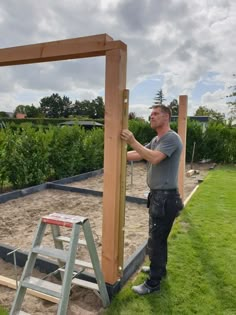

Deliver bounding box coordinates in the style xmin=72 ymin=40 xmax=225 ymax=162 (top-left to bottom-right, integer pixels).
xmin=146 ymin=190 xmax=183 ymax=287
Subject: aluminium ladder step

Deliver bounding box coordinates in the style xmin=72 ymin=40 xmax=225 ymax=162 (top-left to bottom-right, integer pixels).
xmin=57 ymin=258 xmax=93 ymax=271
xmin=58 ymin=268 xmax=99 ymax=290
xmin=33 ymin=247 xmax=93 ymax=269
xmin=74 ymin=259 xmax=93 ymax=269
xmin=16 ymin=312 xmax=31 ymax=315
xmin=32 ymin=246 xmax=68 ymax=261
xmin=21 ymin=276 xmax=62 ymax=298
xmin=72 ymin=278 xmax=99 ymax=291
xmin=55 ymin=235 xmax=87 ymax=246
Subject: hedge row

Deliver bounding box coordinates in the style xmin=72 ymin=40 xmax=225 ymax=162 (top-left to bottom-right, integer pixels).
xmin=0 ymin=117 xmax=104 ymax=126
xmin=201 ymin=123 xmax=236 ymax=163
xmin=128 ymin=119 xmax=236 ymax=163
xmin=0 ymin=125 xmax=104 ymax=189
xmin=0 ymin=120 xmax=235 ymax=190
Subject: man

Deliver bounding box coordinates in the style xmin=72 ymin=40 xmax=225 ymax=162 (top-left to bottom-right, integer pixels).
xmin=121 ymin=104 xmax=183 ymax=295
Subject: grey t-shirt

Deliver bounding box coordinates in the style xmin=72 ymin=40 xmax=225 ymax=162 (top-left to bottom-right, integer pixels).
xmin=146 ymin=130 xmax=183 ymax=190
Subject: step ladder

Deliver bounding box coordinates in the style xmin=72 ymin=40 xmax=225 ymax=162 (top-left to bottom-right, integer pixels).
xmin=10 ymin=212 xmax=110 ymax=315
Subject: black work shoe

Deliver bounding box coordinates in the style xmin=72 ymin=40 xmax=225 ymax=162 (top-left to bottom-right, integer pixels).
xmin=141 ymin=266 xmax=167 ymax=278
xmin=132 ymin=282 xmax=160 ymax=295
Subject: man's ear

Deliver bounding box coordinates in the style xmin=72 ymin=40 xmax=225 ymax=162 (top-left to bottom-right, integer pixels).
xmin=164 ymin=113 xmax=169 ymax=121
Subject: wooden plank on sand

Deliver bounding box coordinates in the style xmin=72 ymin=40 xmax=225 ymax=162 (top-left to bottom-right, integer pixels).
xmin=0 ymin=275 xmax=59 ymax=303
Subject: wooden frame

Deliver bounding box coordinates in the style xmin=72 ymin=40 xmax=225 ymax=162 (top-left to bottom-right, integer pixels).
xmin=0 ymin=34 xmax=127 ymax=284
xmin=0 ymin=35 xmax=187 ymax=285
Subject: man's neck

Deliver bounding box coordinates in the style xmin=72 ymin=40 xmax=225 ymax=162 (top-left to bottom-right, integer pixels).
xmin=156 ymin=125 xmax=171 ymax=138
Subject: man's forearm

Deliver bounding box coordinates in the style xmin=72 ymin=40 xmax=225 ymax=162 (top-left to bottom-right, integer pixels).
xmin=129 ymin=139 xmax=166 ymax=164
xmin=121 ymin=129 xmax=166 ymax=164
xmin=127 ymin=150 xmax=143 ymax=161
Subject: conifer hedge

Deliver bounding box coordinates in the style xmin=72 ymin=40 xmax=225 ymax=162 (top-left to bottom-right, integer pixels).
xmin=0 ymin=120 xmax=235 ymax=190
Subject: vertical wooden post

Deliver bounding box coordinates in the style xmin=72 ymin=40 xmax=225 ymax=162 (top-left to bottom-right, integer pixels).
xmin=118 ymin=89 xmax=129 ymax=275
xmin=102 ymin=47 xmax=127 ymax=284
xmin=178 ymin=95 xmax=188 ymax=200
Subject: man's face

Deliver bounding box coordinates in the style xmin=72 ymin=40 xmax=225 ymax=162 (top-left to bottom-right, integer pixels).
xmin=150 ymin=107 xmax=169 ymax=129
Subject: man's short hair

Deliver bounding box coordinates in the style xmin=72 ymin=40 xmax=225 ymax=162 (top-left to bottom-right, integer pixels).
xmin=151 ymin=104 xmax=172 ymax=121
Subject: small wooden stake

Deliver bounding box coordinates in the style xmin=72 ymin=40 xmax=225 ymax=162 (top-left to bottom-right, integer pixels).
xmin=118 ymin=89 xmax=129 ymax=275
xmin=178 ymin=95 xmax=188 ymax=200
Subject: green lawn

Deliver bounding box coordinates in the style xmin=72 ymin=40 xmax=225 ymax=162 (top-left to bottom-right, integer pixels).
xmin=0 ymin=306 xmax=8 ymax=315
xmin=105 ymin=165 xmax=236 ymax=315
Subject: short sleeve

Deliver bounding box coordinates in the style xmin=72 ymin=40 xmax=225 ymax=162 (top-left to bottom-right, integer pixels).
xmin=158 ymin=133 xmax=180 ymax=157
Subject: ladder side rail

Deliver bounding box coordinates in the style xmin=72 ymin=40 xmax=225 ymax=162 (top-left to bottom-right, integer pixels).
xmin=82 ymin=220 xmax=110 ymax=307
xmin=10 ymin=220 xmax=47 ymax=315
xmin=51 ymin=224 xmax=66 ymax=281
xmin=56 ymin=223 xmax=81 ymax=315
xmin=51 ymin=225 xmax=64 ymax=252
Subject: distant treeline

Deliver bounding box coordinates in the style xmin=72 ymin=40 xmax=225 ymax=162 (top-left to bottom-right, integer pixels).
xmin=0 ymin=94 xmax=105 ymax=119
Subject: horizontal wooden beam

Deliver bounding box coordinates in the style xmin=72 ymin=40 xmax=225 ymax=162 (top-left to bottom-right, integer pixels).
xmin=0 ymin=275 xmax=59 ymax=303
xmin=105 ymin=40 xmax=127 ymax=51
xmin=0 ymin=34 xmax=126 ymax=66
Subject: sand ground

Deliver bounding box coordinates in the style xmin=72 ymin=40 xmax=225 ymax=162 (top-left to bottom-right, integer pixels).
xmin=0 ymin=162 xmax=209 ymax=314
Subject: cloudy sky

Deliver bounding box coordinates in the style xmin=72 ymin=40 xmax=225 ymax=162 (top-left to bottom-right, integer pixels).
xmin=0 ymin=0 xmax=235 ymax=120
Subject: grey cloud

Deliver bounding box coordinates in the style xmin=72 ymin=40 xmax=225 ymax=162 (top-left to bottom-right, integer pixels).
xmin=116 ymin=0 xmax=154 ymax=33
xmin=0 ymin=1 xmax=46 ymax=47
xmin=170 ymin=38 xmax=219 ymax=66
xmin=0 ymin=69 xmax=17 ymax=92
xmin=0 ymin=0 xmax=107 ymax=48
xmin=172 ymin=39 xmax=196 ymax=62
xmin=115 ymin=0 xmax=190 ymax=35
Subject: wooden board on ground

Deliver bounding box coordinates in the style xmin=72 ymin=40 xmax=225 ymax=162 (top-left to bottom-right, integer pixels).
xmin=0 ymin=275 xmax=59 ymax=303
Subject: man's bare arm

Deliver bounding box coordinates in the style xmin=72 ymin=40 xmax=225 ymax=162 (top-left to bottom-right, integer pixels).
xmin=121 ymin=129 xmax=166 ymax=164
xmin=127 ymin=150 xmax=143 ymax=161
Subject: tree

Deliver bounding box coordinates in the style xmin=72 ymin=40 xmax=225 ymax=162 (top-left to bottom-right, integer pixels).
xmin=226 ymin=74 xmax=236 ymax=121
xmin=194 ymin=106 xmax=225 ymax=124
xmin=14 ymin=104 xmax=42 ymax=118
xmin=14 ymin=105 xmax=26 ymax=117
xmin=168 ymin=99 xmax=179 ymax=115
xmin=194 ymin=106 xmax=208 ymax=116
xmin=154 ymin=89 xmax=166 ymax=105
xmin=39 ymin=93 xmax=72 ymax=118
xmin=90 ymin=96 xmax=105 ymax=119
xmin=128 ymin=112 xmax=136 ymax=120
xmin=25 ymin=105 xmax=42 ymax=118
xmin=72 ymin=97 xmax=104 ymax=119
xmin=73 ymin=100 xmax=91 ymax=117
xmin=0 ymin=111 xmax=9 ymax=118
xmin=62 ymin=96 xmax=73 ymax=118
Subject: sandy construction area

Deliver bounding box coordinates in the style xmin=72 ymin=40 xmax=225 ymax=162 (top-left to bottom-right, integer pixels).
xmin=0 ymin=162 xmax=209 ymax=314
